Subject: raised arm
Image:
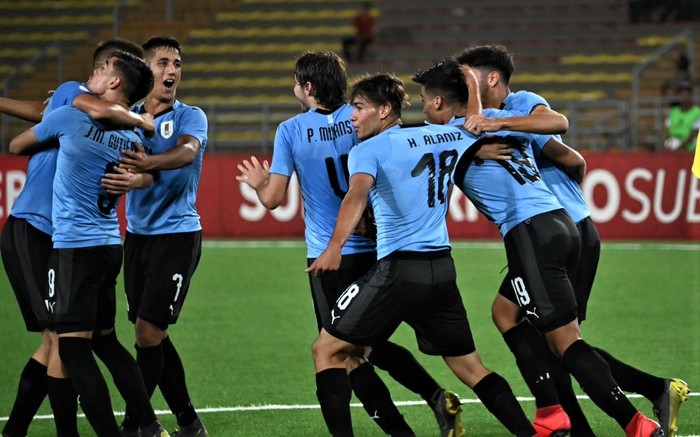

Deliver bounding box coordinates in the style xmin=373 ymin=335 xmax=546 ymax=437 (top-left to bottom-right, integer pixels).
xmin=72 ymin=94 xmax=155 ymax=135
xmin=236 ymin=156 xmax=290 ymax=209
xmin=0 ymin=97 xmax=46 ymax=123
xmin=541 ymin=137 xmax=586 ymax=183
xmin=306 ymin=173 xmax=373 ymax=277
xmin=120 ymin=134 xmax=200 ymax=172
xmin=468 ymin=105 xmax=569 ymax=135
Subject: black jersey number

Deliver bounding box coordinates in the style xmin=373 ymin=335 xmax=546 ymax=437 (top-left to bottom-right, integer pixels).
xmin=325 ymin=154 xmax=350 ymax=200
xmin=497 ymin=150 xmax=541 ymax=185
xmin=411 ymin=150 xmax=458 ymax=208
xmin=97 ymin=161 xmax=121 ymax=216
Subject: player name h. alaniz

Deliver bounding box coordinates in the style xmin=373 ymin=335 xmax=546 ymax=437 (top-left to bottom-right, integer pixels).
xmin=407 ymin=130 xmax=464 ymax=148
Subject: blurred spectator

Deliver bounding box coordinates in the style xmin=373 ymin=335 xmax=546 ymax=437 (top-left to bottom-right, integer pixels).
xmin=342 ymin=2 xmax=375 ymax=63
xmin=661 ymin=51 xmax=692 ymax=106
xmin=664 ymin=81 xmax=700 ymax=151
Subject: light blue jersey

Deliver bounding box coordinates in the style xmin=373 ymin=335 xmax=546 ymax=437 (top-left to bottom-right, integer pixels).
xmin=450 ymin=116 xmax=562 ymax=237
xmin=126 ymin=100 xmax=207 ymax=235
xmin=502 ymin=91 xmax=590 ymax=223
xmin=270 ymin=104 xmax=375 ymax=258
xmin=9 ymin=81 xmax=90 ymax=235
xmin=33 ymin=106 xmax=140 ymax=248
xmin=350 ymin=124 xmax=473 ymax=259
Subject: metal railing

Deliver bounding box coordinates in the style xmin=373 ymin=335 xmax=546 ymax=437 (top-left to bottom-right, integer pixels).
xmin=631 ymin=28 xmax=694 ymax=148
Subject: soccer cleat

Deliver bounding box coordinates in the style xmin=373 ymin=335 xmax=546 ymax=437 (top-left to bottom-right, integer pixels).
xmin=172 ymin=418 xmax=208 ymax=437
xmin=141 ymin=420 xmax=171 ymax=437
xmin=652 ymin=378 xmax=689 ymax=437
xmin=625 ymin=412 xmax=664 ymax=437
xmin=533 ymin=405 xmax=571 ymax=437
xmin=430 ymin=389 xmax=465 ymax=437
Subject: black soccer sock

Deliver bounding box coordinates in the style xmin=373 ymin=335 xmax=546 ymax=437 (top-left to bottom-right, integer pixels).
xmin=59 ymin=337 xmax=120 ymax=437
xmin=2 ymin=358 xmax=47 ymax=437
xmin=592 ymin=346 xmax=665 ymax=402
xmin=472 ymin=372 xmax=536 ymax=437
xmin=348 ymin=362 xmax=415 ymax=436
xmin=316 ymin=368 xmax=354 ymax=437
xmin=46 ymin=376 xmax=79 ymax=437
xmin=562 ymin=340 xmax=637 ymax=430
xmin=502 ymin=322 xmax=560 ymax=408
xmin=159 ymin=336 xmax=198 ymax=427
xmin=547 ymin=350 xmax=594 ymax=436
xmin=92 ymin=332 xmax=157 ymax=429
xmin=368 ymin=341 xmax=442 ymax=407
xmin=118 ymin=343 xmax=165 ymax=432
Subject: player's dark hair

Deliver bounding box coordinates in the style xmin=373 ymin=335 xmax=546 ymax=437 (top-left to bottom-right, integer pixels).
xmin=349 ymin=73 xmax=408 ymax=118
xmin=294 ymin=51 xmax=347 ymax=108
xmin=412 ymin=58 xmax=468 ymax=105
xmin=93 ymin=38 xmax=145 ymax=67
xmin=142 ymin=35 xmax=182 ymax=61
xmin=110 ymin=50 xmax=154 ymax=105
xmin=453 ymin=44 xmax=514 ymax=85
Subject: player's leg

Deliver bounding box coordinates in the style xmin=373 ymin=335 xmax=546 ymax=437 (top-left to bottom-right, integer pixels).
xmin=405 ymin=253 xmax=533 ymax=436
xmin=310 ymin=253 xmax=416 ymax=436
xmin=129 ymin=231 xmax=205 ymax=436
xmin=53 ymin=247 xmax=122 ymax=436
xmin=1 ymin=217 xmax=77 ymax=437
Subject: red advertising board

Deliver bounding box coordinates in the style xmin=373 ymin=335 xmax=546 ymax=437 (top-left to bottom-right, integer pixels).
xmin=1 ymin=152 xmax=698 ymax=240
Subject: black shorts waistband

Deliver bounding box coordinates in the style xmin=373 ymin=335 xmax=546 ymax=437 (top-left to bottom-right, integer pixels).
xmin=384 ymin=248 xmax=451 ymax=260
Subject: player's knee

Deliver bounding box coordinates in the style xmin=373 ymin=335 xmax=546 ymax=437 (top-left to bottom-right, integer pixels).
xmin=491 ymin=295 xmax=521 ymax=333
xmin=135 ymin=318 xmax=167 ymax=347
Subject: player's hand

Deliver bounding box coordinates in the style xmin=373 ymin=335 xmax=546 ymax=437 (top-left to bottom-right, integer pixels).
xmin=101 ymin=165 xmax=142 ymax=195
xmin=140 ymin=113 xmax=155 ymax=138
xmin=475 ymin=142 xmax=513 ymax=161
xmin=305 ymin=246 xmax=342 ymax=277
xmin=236 ymin=156 xmax=270 ymax=190
xmin=120 ymin=141 xmax=151 ymax=172
xmin=465 ymin=115 xmax=505 ymax=135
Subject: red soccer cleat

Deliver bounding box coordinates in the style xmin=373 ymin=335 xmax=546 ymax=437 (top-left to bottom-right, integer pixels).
xmin=625 ymin=412 xmax=664 ymax=437
xmin=533 ymin=404 xmax=571 ymax=437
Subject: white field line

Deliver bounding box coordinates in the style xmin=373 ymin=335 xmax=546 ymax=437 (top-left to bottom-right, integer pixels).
xmin=3 ymin=392 xmax=697 ymax=422
xmin=203 ymin=240 xmax=700 ymax=251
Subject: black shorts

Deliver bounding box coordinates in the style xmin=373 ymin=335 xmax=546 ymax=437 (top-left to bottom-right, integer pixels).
xmin=124 ymin=231 xmax=202 ymax=330
xmin=569 ymin=217 xmax=600 ymax=322
xmin=308 ymin=251 xmax=376 ymax=332
xmin=326 ymin=250 xmax=476 ymax=357
xmin=501 ymin=209 xmax=581 ymax=333
xmin=1 ymin=216 xmax=53 ymax=332
xmin=48 ymin=245 xmax=122 ymax=334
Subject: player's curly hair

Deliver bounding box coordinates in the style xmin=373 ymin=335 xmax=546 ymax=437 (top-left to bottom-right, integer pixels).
xmin=412 ymin=58 xmax=468 ymax=105
xmin=294 ymin=51 xmax=347 ymax=108
xmin=349 ymin=73 xmax=408 ymax=118
xmin=453 ymin=44 xmax=514 ymax=85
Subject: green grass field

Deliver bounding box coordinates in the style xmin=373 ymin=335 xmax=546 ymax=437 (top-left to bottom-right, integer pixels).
xmin=1 ymin=240 xmax=698 ymax=436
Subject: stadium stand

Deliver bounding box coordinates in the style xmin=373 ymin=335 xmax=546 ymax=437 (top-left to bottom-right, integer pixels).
xmin=0 ymin=0 xmax=697 ymax=151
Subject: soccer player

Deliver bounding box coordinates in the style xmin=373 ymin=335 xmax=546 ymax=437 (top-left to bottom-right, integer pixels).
xmin=456 ymin=44 xmax=689 ymax=437
xmin=113 ymin=36 xmax=209 ymax=437
xmin=0 ymin=38 xmax=154 ymax=437
xmin=415 ymin=57 xmax=664 ymax=437
xmin=236 ymin=51 xmax=462 ymax=437
xmin=9 ymin=50 xmax=167 ymax=437
xmin=306 ymin=73 xmax=538 ymax=437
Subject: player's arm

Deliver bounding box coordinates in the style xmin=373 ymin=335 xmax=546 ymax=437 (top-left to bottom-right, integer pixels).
xmin=460 ymin=65 xmax=482 ymax=119
xmin=236 ymin=156 xmax=290 ymax=209
xmin=9 ymin=127 xmax=47 ymax=155
xmin=469 ymin=105 xmax=569 ymax=135
xmin=306 ymin=173 xmax=373 ymax=277
xmin=120 ymin=134 xmax=200 ymax=172
xmin=541 ymin=137 xmax=586 ymax=183
xmin=0 ymin=97 xmax=46 ymax=122
xmin=72 ymin=94 xmax=155 ymax=135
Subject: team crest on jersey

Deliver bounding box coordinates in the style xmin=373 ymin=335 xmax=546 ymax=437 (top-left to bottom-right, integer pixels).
xmin=160 ymin=120 xmax=174 ymax=139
